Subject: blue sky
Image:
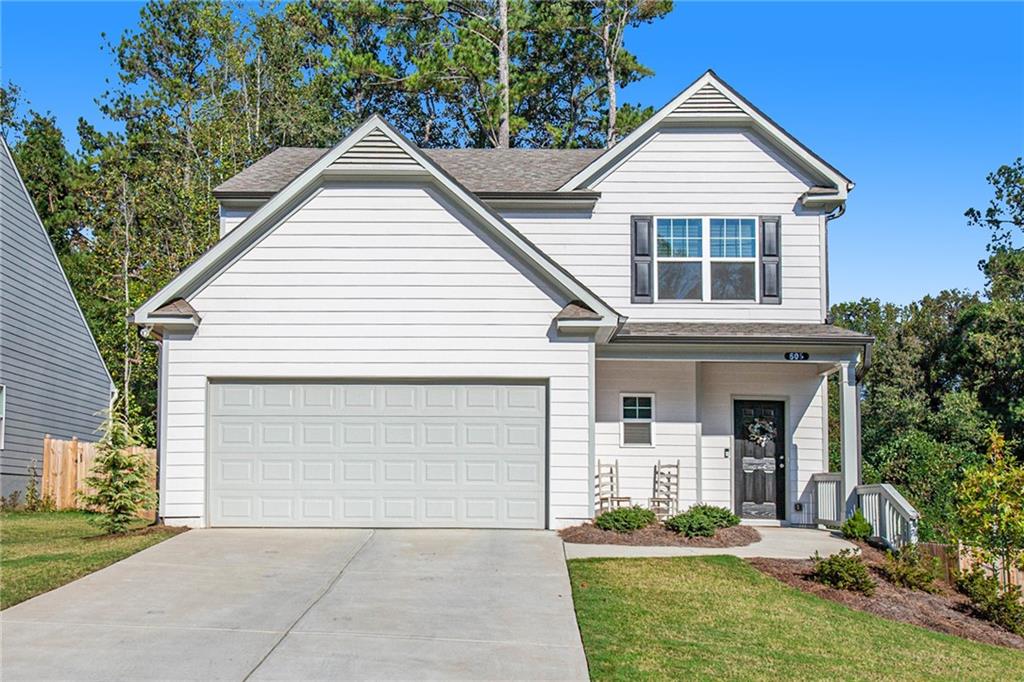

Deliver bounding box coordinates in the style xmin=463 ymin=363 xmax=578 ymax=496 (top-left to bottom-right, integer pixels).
xmin=2 ymin=1 xmax=1022 ymax=305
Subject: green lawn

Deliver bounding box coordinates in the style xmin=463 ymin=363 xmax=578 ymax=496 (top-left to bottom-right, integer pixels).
xmin=568 ymin=556 xmax=1024 ymax=681
xmin=0 ymin=511 xmax=184 ymax=609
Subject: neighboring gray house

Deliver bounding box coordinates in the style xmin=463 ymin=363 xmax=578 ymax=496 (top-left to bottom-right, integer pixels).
xmin=0 ymin=138 xmax=114 ymax=498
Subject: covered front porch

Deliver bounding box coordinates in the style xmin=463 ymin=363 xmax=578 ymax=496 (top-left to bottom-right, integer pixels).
xmin=592 ymin=322 xmax=871 ymax=528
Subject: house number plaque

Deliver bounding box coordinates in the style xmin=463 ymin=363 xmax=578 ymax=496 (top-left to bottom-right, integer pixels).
xmin=784 ymin=352 xmax=810 ymax=361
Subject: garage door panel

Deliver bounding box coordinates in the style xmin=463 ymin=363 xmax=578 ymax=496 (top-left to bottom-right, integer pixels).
xmin=210 ymin=491 xmax=545 ymax=528
xmin=208 ymin=382 xmax=546 ymax=528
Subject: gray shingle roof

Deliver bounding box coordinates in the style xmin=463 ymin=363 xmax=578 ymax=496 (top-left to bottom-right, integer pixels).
xmin=555 ymin=301 xmax=602 ymax=321
xmin=152 ymin=298 xmax=198 ymax=317
xmin=213 ymin=147 xmax=605 ymax=197
xmin=215 ymin=148 xmax=329 ymax=197
xmin=614 ymin=322 xmax=873 ymax=344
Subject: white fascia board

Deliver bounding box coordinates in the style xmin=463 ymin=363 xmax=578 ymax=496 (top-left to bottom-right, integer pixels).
xmin=558 ymin=70 xmax=852 ymax=196
xmin=134 ymin=115 xmax=620 ymax=325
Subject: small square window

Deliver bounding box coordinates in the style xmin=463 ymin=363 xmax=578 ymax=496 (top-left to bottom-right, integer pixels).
xmin=621 ymin=394 xmax=654 ymax=446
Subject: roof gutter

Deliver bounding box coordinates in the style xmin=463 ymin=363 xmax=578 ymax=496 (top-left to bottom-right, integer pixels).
xmin=610 ymin=334 xmax=874 ymax=346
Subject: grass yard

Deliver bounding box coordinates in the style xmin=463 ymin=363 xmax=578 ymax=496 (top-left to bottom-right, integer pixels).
xmin=569 ymin=556 xmax=1024 ymax=680
xmin=0 ymin=511 xmax=184 ymax=609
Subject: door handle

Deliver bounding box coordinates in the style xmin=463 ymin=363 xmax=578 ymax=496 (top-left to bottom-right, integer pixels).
xmin=724 ymin=447 xmax=730 ymax=459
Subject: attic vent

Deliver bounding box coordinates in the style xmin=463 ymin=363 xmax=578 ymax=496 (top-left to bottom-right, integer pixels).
xmin=673 ymin=83 xmax=744 ymax=115
xmin=332 ymin=128 xmax=419 ymax=168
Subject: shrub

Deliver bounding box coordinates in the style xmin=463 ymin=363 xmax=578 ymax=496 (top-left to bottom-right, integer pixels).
xmin=594 ymin=506 xmax=656 ymax=533
xmin=882 ymin=545 xmax=940 ymax=593
xmin=811 ymin=549 xmax=877 ymax=595
xmin=665 ymin=505 xmax=739 ymax=537
xmin=956 ymin=568 xmax=1024 ymax=636
xmin=665 ymin=511 xmax=716 ymax=538
xmin=23 ymin=461 xmax=54 ymax=513
xmin=841 ymin=509 xmax=873 ymax=541
xmin=79 ymin=414 xmax=156 ymax=534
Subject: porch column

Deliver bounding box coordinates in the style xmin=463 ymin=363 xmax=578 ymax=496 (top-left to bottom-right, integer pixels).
xmin=838 ymin=360 xmax=861 ymax=518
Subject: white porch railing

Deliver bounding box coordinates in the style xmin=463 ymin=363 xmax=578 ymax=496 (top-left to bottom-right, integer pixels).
xmin=856 ymin=483 xmax=920 ymax=548
xmin=811 ymin=472 xmax=843 ymax=526
xmin=812 ymin=475 xmax=920 ymax=548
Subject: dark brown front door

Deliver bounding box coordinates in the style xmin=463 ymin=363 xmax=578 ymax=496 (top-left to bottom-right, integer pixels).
xmin=734 ymin=400 xmax=786 ymax=520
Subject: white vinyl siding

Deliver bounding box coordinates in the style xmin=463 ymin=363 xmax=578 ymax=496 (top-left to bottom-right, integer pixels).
xmin=162 ymin=182 xmax=592 ymax=528
xmin=505 ymin=127 xmax=827 ymax=322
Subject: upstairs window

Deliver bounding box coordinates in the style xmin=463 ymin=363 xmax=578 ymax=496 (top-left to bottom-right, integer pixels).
xmin=655 ymin=217 xmax=759 ymax=302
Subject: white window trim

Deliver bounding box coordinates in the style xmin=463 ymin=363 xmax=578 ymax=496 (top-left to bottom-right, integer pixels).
xmin=0 ymin=385 xmax=6 ymax=450
xmin=653 ymin=216 xmax=760 ymax=303
xmin=620 ymin=392 xmax=656 ymax=448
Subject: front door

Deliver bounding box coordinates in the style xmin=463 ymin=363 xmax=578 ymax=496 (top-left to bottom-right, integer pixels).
xmin=733 ymin=400 xmax=786 ymax=520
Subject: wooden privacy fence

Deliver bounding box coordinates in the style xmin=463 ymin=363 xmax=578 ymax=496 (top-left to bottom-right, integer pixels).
xmin=41 ymin=436 xmax=157 ymax=519
xmin=919 ymin=542 xmax=1024 ymax=590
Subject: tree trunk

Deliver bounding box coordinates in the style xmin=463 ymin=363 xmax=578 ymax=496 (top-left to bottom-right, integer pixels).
xmin=603 ymin=21 xmax=617 ymax=147
xmin=497 ymin=0 xmax=510 ymax=148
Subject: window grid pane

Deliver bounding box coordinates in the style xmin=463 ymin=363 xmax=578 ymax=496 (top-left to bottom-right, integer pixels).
xmin=656 ymin=218 xmax=702 ymax=258
xmin=622 ymin=396 xmax=652 ymax=420
xmin=710 ymin=218 xmax=755 ymax=259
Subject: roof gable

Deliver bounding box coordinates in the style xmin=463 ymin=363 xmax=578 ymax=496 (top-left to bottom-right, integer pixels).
xmin=135 ymin=116 xmax=620 ymax=325
xmin=559 ymin=70 xmax=852 ymax=200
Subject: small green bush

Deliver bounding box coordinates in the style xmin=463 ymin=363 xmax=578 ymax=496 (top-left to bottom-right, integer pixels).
xmin=811 ymin=549 xmax=877 ymax=595
xmin=882 ymin=545 xmax=940 ymax=593
xmin=665 ymin=505 xmax=739 ymax=537
xmin=841 ymin=509 xmax=874 ymax=541
xmin=666 ymin=511 xmax=716 ymax=537
xmin=956 ymin=568 xmax=1024 ymax=636
xmin=594 ymin=506 xmax=657 ymax=533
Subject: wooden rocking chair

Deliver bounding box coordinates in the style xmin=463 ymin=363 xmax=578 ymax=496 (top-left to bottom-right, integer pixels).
xmin=595 ymin=459 xmax=632 ymax=514
xmin=649 ymin=459 xmax=680 ymax=519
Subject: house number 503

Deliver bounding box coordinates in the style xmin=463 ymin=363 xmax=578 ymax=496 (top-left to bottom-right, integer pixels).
xmin=784 ymin=352 xmax=810 ymax=361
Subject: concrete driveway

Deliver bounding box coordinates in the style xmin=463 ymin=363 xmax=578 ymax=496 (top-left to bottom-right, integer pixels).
xmin=0 ymin=529 xmax=588 ymax=681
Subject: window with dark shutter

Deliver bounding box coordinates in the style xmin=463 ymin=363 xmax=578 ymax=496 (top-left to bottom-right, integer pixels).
xmin=631 ymin=215 xmax=653 ymax=303
xmin=760 ymin=216 xmax=781 ymax=304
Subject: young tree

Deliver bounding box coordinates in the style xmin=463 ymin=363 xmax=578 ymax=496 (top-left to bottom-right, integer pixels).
xmin=80 ymin=413 xmax=156 ymax=534
xmin=956 ymin=430 xmax=1024 ymax=584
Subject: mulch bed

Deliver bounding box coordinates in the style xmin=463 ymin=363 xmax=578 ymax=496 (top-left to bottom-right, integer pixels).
xmin=748 ymin=542 xmax=1024 ymax=651
xmin=559 ymin=522 xmax=760 ymax=547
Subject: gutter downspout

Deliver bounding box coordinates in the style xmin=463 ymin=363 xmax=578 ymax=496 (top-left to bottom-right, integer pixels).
xmin=823 ymin=203 xmax=846 ymax=325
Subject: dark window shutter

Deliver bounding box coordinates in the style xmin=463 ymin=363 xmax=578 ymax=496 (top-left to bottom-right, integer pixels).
xmin=760 ymin=216 xmax=781 ymax=304
xmin=631 ymin=215 xmax=653 ymax=303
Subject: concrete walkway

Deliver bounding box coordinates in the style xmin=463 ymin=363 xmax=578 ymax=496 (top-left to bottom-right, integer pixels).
xmin=1 ymin=529 xmax=588 ymax=681
xmin=563 ymin=526 xmax=855 ymax=560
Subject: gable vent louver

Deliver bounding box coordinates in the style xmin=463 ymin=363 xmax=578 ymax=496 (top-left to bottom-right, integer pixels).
xmin=331 ymin=128 xmax=419 ymax=168
xmin=673 ymin=83 xmax=744 ymax=115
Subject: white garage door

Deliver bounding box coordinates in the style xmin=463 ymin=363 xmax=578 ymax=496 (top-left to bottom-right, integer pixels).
xmin=208 ymin=382 xmax=547 ymax=528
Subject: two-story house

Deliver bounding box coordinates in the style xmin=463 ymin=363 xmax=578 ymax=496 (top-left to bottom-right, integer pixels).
xmin=134 ymin=71 xmax=872 ymax=530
